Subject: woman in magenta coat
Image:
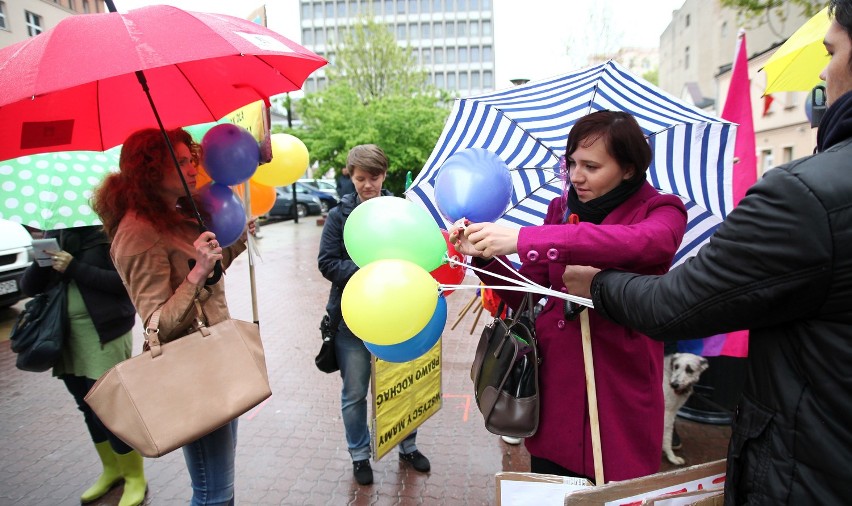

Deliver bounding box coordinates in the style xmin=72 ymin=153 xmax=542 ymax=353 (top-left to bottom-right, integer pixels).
xmin=451 ymin=111 xmax=687 ymax=482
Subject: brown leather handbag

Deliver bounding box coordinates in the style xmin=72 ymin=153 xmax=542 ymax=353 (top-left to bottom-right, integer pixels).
xmin=470 ymin=294 xmax=540 ymax=438
xmin=84 ymin=304 xmax=272 ymax=457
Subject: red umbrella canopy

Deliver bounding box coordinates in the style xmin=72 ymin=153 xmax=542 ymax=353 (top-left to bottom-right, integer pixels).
xmin=0 ymin=5 xmax=326 ymax=160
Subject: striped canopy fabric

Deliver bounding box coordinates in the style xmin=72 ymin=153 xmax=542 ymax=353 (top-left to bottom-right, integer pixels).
xmin=407 ymin=61 xmax=737 ymax=267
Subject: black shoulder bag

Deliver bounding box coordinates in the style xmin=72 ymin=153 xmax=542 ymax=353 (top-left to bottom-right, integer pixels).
xmin=10 ymin=281 xmax=68 ymax=372
xmin=315 ymin=313 xmax=339 ymax=373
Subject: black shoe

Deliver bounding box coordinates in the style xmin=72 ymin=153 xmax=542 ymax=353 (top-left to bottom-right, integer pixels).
xmin=352 ymin=459 xmax=373 ymax=485
xmin=399 ymin=450 xmax=431 ymax=473
xmin=672 ymin=428 xmax=682 ymax=450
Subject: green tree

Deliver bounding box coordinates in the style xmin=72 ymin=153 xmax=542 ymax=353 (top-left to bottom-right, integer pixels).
xmin=327 ymin=16 xmax=429 ymax=103
xmin=282 ymin=16 xmax=451 ymax=195
xmin=720 ymin=0 xmax=827 ymax=21
xmin=642 ymin=68 xmax=659 ymax=86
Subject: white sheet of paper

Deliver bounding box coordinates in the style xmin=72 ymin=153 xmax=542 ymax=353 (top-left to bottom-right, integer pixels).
xmin=500 ymin=480 xmax=591 ymax=505
xmin=32 ymin=238 xmax=59 ymax=267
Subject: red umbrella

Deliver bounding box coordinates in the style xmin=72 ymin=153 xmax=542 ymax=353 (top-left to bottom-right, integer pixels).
xmin=0 ymin=4 xmax=326 ymax=161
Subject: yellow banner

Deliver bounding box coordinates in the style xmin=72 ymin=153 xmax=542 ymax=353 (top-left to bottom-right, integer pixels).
xmin=371 ymin=339 xmax=442 ymax=460
xmin=224 ymin=100 xmax=272 ymax=163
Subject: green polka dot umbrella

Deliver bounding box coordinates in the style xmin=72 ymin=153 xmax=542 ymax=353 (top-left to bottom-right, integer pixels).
xmin=0 ymin=148 xmax=120 ymax=230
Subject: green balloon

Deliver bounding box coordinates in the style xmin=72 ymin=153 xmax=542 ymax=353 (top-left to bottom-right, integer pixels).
xmin=344 ymin=196 xmax=447 ymax=271
xmin=184 ymin=121 xmax=222 ymax=143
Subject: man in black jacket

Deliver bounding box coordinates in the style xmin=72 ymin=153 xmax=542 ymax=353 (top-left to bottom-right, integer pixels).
xmin=564 ymin=2 xmax=852 ymax=504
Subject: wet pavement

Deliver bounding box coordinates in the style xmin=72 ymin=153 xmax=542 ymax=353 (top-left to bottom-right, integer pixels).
xmin=0 ymin=218 xmax=730 ymax=505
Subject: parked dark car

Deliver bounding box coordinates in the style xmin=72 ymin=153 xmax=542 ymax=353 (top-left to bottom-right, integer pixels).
xmin=267 ymin=188 xmax=323 ymax=219
xmin=294 ymin=181 xmax=339 ymax=213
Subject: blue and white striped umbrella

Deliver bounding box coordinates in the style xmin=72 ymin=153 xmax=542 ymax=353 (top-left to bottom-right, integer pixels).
xmin=407 ymin=61 xmax=737 ymax=267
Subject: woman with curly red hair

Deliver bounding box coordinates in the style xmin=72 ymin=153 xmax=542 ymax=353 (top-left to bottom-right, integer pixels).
xmin=93 ymin=128 xmax=254 ymax=505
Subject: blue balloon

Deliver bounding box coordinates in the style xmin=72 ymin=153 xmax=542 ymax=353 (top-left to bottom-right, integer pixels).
xmin=197 ymin=182 xmax=246 ymax=247
xmin=434 ymin=148 xmax=512 ymax=223
xmin=364 ymin=295 xmax=447 ymax=363
xmin=201 ymin=124 xmax=260 ymax=186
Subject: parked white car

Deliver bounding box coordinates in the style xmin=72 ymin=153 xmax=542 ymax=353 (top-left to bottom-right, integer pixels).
xmin=0 ymin=219 xmax=34 ymax=307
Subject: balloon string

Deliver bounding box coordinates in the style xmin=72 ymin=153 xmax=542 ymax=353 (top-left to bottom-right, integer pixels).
xmin=441 ymin=256 xmax=593 ymax=308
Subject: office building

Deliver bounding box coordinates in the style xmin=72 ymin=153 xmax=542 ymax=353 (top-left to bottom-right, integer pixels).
xmin=298 ymin=0 xmax=496 ymax=96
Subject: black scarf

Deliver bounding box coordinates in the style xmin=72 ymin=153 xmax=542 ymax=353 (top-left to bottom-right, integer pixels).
xmin=816 ymin=90 xmax=852 ymax=152
xmin=565 ymin=174 xmax=646 ymax=224
xmin=51 ymin=226 xmax=110 ymax=255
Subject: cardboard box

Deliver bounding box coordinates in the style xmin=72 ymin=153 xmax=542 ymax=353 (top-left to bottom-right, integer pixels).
xmin=563 ymin=459 xmax=726 ymax=505
xmin=496 ymin=472 xmax=593 ymax=505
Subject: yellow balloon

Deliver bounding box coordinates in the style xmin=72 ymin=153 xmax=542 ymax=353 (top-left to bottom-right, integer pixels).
xmin=251 ymin=133 xmax=309 ymax=187
xmin=342 ymin=259 xmax=439 ymax=346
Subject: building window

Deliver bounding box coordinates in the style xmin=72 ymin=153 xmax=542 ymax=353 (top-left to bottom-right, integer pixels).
xmin=25 ymin=11 xmax=42 ymax=36
xmin=685 ymin=14 xmax=690 ymax=27
xmin=459 ymin=71 xmax=468 ymax=89
xmin=420 ymin=0 xmax=430 ymax=13
xmin=409 ymin=0 xmax=418 ymax=14
xmin=445 ymin=20 xmax=455 ymax=37
xmin=721 ymin=21 xmax=728 ymax=38
xmin=470 ymin=45 xmax=480 ymax=63
xmin=760 ymin=149 xmax=773 ymax=173
xmin=457 ymin=20 xmax=467 ymax=36
xmin=409 ymin=22 xmax=419 ymax=39
xmin=306 ymin=78 xmax=317 ymax=93
xmin=301 ymin=3 xmax=312 ymax=19
xmin=483 ymin=70 xmax=493 ymax=87
xmin=482 ymin=0 xmax=491 ymax=8
xmin=471 ymin=70 xmax=481 ymax=88
xmin=337 ymin=0 xmax=346 ymax=17
xmin=783 ymin=146 xmax=794 ymax=163
xmin=397 ymin=0 xmax=406 ymax=14
xmin=318 ymin=77 xmax=327 ymax=90
xmin=482 ymin=20 xmax=492 ymax=36
xmin=0 ymin=1 xmax=7 ymax=31
xmin=83 ymin=0 xmax=90 ymax=13
xmin=421 ymin=22 xmax=430 ymax=38
xmin=385 ymin=0 xmax=393 ymax=15
xmin=483 ymin=45 xmax=492 ymax=62
xmin=684 ymin=46 xmax=689 ymax=69
xmin=447 ymin=72 xmax=457 ymax=88
xmin=433 ymin=0 xmax=442 ymax=12
xmin=373 ymin=0 xmax=382 ymax=14
xmin=302 ymin=28 xmax=314 ymax=45
xmin=435 ymin=72 xmax=445 ymax=88
xmin=446 ymin=47 xmax=456 ymax=63
xmin=325 ymin=1 xmax=335 ymax=17
xmin=434 ymin=47 xmax=444 ymax=64
xmin=458 ymin=46 xmax=468 ymax=63
xmin=397 ymin=23 xmax=406 ymax=40
xmin=422 ymin=47 xmax=432 ymax=64
xmin=433 ymin=21 xmax=443 ymax=38
xmin=470 ymin=0 xmax=479 ymax=9
xmin=457 ymin=0 xmax=467 ymax=11
xmin=315 ymin=27 xmax=324 ymax=44
xmin=469 ymin=20 xmax=479 ymax=36
xmin=314 ymin=3 xmax=323 ymax=19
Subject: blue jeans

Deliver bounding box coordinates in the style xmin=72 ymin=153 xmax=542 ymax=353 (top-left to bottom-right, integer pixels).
xmin=182 ymin=419 xmax=238 ymax=506
xmin=336 ymin=327 xmax=417 ymax=461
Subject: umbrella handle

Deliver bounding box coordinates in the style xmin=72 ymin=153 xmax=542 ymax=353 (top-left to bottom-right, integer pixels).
xmin=187 ymin=259 xmax=223 ymax=286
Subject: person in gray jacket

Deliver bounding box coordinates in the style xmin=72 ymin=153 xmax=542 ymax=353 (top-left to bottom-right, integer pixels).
xmin=564 ymin=2 xmax=852 ymax=504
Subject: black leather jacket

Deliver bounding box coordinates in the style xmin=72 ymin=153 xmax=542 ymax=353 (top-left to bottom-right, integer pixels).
xmin=592 ymin=139 xmax=852 ymax=505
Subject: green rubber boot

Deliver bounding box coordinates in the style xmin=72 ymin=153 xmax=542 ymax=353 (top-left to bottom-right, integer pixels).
xmin=115 ymin=450 xmax=147 ymax=506
xmin=80 ymin=441 xmax=123 ymax=503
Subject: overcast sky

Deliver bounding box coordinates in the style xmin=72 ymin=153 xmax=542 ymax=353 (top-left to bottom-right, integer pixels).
xmin=116 ymin=0 xmax=685 ymax=89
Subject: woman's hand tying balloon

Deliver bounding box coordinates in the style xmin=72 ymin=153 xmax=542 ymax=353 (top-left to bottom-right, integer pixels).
xmin=464 ymin=222 xmax=520 ymax=258
xmin=187 ymin=231 xmax=222 ymax=285
xmin=449 ymin=219 xmax=487 ymax=258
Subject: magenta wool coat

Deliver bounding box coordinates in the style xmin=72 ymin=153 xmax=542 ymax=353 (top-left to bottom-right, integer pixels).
xmin=478 ymin=182 xmax=687 ymax=482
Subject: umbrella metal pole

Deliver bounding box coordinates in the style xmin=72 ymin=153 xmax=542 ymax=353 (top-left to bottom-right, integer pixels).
xmin=243 ymin=184 xmax=260 ymax=325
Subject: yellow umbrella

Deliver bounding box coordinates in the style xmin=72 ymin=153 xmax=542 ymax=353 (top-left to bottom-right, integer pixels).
xmin=761 ymin=6 xmax=831 ymax=95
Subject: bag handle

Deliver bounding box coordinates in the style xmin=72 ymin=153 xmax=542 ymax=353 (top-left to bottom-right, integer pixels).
xmin=144 ymin=300 xmax=208 ymax=358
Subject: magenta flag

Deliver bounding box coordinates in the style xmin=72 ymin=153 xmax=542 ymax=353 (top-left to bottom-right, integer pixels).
xmin=722 ymin=30 xmax=758 ymax=206
xmin=680 ymin=31 xmax=754 ymax=358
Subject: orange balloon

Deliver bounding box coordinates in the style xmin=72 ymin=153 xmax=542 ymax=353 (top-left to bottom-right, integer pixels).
xmin=232 ymin=180 xmax=276 ymax=216
xmin=196 ymin=164 xmax=213 ymax=189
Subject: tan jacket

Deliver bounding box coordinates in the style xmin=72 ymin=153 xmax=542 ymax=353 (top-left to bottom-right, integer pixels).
xmin=111 ymin=211 xmax=246 ymax=343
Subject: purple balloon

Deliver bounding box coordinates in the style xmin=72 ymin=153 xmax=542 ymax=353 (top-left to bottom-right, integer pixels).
xmin=365 ymin=295 xmax=447 ymax=363
xmin=197 ymin=182 xmax=246 ymax=247
xmin=434 ymin=148 xmax=512 ymax=223
xmin=202 ymin=124 xmax=260 ymax=186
